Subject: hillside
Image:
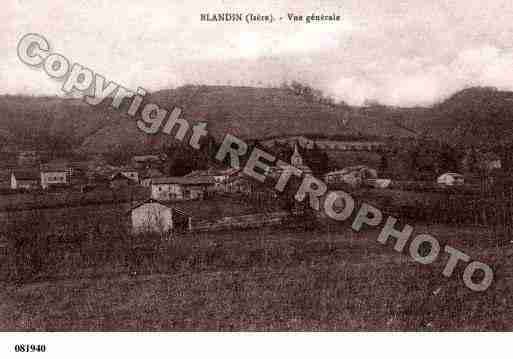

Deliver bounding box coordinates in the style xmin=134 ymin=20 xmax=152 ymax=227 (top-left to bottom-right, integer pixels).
xmin=0 ymin=86 xmax=512 ymax=154
xmin=427 ymin=87 xmax=513 ymax=146
xmin=79 ymin=85 xmax=406 ymax=152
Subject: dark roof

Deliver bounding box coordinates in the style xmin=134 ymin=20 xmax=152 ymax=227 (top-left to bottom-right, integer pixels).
xmin=151 ymin=176 xmax=215 ymax=185
xmin=12 ymin=170 xmax=39 ymax=180
xmin=40 ymin=159 xmax=70 ymax=172
xmin=128 ymin=199 xmax=192 ymax=218
xmin=40 ymin=164 xmax=68 ymax=172
xmin=128 ymin=198 xmax=173 ymax=212
xmin=110 ymin=172 xmax=132 ymax=181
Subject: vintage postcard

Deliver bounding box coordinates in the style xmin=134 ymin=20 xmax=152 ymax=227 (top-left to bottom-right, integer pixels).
xmin=1 ymin=0 xmax=513 ymax=351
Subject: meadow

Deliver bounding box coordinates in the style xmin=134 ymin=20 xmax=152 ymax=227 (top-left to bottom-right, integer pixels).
xmin=0 ymin=202 xmax=511 ymax=330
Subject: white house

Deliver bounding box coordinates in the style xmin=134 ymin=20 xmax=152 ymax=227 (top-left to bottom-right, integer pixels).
xmin=40 ymin=163 xmax=69 ymax=189
xmin=437 ymin=172 xmax=464 ymax=186
xmin=130 ymin=199 xmax=191 ymax=234
xmin=11 ymin=170 xmax=39 ymax=190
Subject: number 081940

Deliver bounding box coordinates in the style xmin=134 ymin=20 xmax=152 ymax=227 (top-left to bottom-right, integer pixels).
xmin=14 ymin=344 xmax=46 ymax=353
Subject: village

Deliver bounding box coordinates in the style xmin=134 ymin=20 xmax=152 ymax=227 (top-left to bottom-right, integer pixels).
xmin=0 ymin=133 xmax=509 ymax=239
xmin=3 ymin=141 xmax=318 ymax=235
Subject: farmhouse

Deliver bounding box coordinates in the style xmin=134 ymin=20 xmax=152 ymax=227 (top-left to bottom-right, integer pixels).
xmin=130 ymin=199 xmax=191 ymax=234
xmin=185 ymin=168 xmax=239 ymax=190
xmin=150 ymin=176 xmax=214 ymax=201
xmin=437 ymin=172 xmax=464 ymax=186
xmin=10 ymin=170 xmax=39 ymax=190
xmin=40 ymin=163 xmax=69 ymax=189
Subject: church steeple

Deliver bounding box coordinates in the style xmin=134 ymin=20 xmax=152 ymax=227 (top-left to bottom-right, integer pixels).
xmin=291 ymin=142 xmax=303 ymax=167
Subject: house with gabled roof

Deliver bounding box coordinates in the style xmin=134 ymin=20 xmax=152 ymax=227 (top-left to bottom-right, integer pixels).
xmin=11 ymin=169 xmax=40 ymax=190
xmin=185 ymin=167 xmax=239 ymax=190
xmin=129 ymin=198 xmax=191 ymax=234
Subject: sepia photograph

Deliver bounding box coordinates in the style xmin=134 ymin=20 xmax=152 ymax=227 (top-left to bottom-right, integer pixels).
xmin=1 ymin=0 xmax=513 ymax=353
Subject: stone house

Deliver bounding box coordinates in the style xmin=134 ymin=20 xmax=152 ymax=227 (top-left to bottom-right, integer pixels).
xmin=185 ymin=168 xmax=239 ymax=190
xmin=150 ymin=177 xmax=214 ymax=201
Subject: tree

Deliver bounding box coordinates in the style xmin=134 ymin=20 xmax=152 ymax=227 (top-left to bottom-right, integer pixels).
xmin=462 ymin=146 xmax=479 ymax=173
xmin=437 ymin=143 xmax=459 ymax=174
xmin=379 ymin=151 xmax=389 ymax=176
xmin=302 ymin=143 xmax=331 ymax=177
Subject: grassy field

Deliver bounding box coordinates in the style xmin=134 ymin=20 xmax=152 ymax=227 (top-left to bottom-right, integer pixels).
xmin=0 ymin=219 xmax=511 ymax=331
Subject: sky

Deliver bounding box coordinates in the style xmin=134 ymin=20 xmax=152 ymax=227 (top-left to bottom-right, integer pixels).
xmin=3 ymin=0 xmax=513 ymax=106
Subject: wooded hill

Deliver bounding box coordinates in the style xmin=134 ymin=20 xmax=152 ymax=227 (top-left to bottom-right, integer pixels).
xmin=0 ymin=86 xmax=511 ymax=155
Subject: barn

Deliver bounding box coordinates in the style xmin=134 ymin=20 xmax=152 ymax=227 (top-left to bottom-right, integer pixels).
xmin=129 ymin=199 xmax=191 ymax=234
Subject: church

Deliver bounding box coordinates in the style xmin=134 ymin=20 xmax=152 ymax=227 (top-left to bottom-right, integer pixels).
xmin=290 ymin=142 xmax=312 ymax=175
xmin=265 ymin=142 xmax=312 ymax=178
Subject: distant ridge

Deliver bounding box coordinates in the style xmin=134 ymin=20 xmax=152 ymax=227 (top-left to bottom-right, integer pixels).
xmin=0 ymin=86 xmax=511 ymax=153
